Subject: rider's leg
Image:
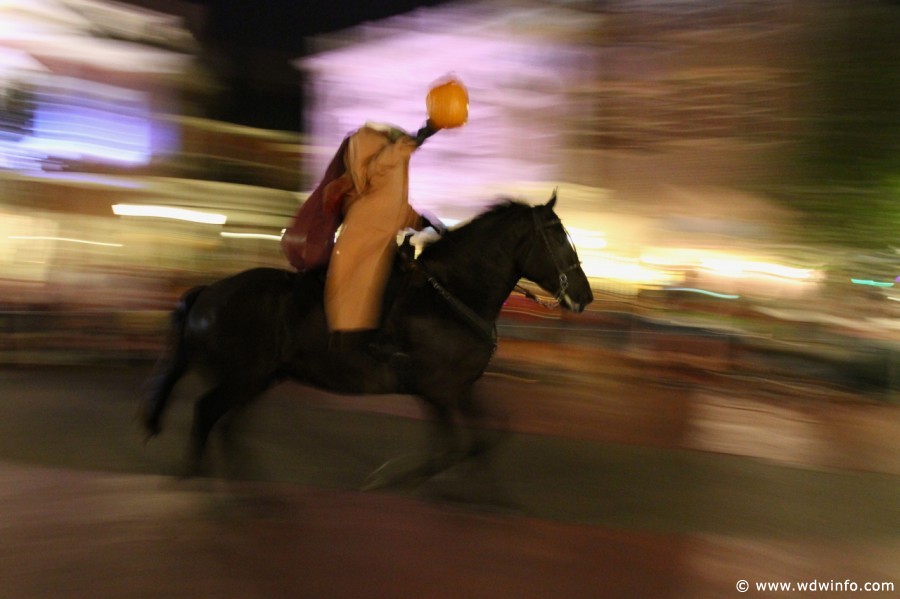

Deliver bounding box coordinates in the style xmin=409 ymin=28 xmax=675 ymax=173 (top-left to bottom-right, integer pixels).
xmin=324 ymin=209 xmax=407 ymax=393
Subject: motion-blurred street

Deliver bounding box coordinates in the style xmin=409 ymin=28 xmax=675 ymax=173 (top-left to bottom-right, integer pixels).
xmin=1 ymin=341 xmax=897 ymax=598
xmin=2 ymin=0 xmax=900 ymax=596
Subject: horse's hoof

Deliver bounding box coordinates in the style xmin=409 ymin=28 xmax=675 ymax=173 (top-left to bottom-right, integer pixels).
xmin=362 ymin=454 xmax=429 ymax=491
xmin=138 ymin=412 xmax=161 ymax=443
xmin=415 ymin=460 xmax=521 ymax=514
xmin=362 ymin=473 xmax=418 ymax=492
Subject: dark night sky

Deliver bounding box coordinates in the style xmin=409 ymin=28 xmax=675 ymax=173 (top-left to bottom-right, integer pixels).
xmin=181 ymin=0 xmax=449 ymax=130
xmin=200 ymin=0 xmax=448 ymax=50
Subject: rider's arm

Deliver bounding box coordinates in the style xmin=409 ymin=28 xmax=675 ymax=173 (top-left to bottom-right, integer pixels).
xmin=365 ymin=136 xmax=417 ymax=188
xmin=347 ymin=126 xmax=417 ymax=195
xmin=401 ymin=205 xmax=423 ymax=230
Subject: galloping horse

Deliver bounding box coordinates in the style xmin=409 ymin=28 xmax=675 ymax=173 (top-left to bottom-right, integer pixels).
xmin=141 ymin=193 xmax=593 ymax=484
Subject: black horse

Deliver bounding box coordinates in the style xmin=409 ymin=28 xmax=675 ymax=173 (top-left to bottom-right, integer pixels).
xmin=141 ymin=193 xmax=593 ymax=484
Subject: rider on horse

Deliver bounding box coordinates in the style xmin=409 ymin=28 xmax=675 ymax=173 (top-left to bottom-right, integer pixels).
xmin=291 ymin=77 xmax=469 ymax=383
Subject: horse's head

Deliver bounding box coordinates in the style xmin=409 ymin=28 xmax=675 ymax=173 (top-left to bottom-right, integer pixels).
xmin=520 ymin=191 xmax=593 ymax=313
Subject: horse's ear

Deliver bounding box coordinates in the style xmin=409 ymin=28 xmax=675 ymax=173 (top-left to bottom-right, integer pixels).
xmin=546 ymin=188 xmax=558 ymax=209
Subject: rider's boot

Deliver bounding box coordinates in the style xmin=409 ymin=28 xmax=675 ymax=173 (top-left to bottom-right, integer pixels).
xmin=328 ymin=330 xmax=411 ymax=393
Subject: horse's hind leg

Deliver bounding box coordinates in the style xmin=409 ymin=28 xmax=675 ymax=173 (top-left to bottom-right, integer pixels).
xmin=185 ymin=379 xmax=266 ymax=476
xmin=141 ymin=285 xmax=203 ymax=438
xmin=142 ymin=357 xmax=185 ymax=438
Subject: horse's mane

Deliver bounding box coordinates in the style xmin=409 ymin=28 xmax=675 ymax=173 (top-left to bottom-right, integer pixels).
xmin=417 ymin=198 xmax=532 ymax=261
xmin=468 ymin=197 xmax=532 ymax=220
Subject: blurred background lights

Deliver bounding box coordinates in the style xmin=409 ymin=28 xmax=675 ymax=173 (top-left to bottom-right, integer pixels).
xmin=0 ymin=0 xmax=893 ymax=379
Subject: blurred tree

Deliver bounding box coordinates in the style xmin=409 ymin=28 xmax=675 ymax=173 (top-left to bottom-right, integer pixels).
xmin=786 ymin=0 xmax=900 ymax=248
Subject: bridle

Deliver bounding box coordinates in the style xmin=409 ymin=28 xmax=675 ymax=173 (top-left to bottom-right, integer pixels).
xmin=515 ymin=207 xmax=582 ymax=308
xmin=404 ymin=203 xmax=582 ymax=350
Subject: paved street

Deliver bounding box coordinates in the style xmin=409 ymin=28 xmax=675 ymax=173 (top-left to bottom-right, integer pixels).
xmin=0 ymin=353 xmax=898 ymax=598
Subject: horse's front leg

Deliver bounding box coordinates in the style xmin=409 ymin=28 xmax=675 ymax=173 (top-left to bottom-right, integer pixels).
xmin=362 ymin=396 xmax=462 ymax=490
xmin=420 ymin=399 xmax=465 ymax=476
xmin=458 ymin=386 xmax=510 ymax=462
xmin=427 ymin=388 xmax=519 ymax=512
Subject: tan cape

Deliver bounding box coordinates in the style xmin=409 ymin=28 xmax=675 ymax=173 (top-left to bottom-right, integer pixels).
xmin=324 ymin=125 xmax=423 ymax=332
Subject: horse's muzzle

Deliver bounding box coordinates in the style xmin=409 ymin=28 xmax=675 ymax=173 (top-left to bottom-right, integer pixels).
xmin=561 ymin=289 xmax=593 ymax=313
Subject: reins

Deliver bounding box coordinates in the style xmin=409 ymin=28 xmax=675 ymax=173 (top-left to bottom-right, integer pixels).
xmin=399 ymin=251 xmax=498 ymax=351
xmin=513 ymin=283 xmax=559 ymax=309
xmin=421 ymin=266 xmax=499 ymax=350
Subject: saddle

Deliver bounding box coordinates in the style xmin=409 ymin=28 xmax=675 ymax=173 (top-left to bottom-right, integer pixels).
xmin=289 ymin=245 xmax=417 ymax=349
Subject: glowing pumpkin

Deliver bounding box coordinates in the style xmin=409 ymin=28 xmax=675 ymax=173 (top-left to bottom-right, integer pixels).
xmin=426 ymin=78 xmax=469 ymax=129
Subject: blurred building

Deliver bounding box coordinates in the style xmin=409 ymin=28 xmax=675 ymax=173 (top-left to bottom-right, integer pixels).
xmin=0 ymin=0 xmax=306 ymax=304
xmin=0 ymin=0 xmax=202 ymax=170
xmin=0 ymin=0 xmax=309 ymax=362
xmin=298 ymin=0 xmax=824 ymax=299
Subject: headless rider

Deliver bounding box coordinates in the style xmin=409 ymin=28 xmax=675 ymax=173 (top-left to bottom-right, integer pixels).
xmin=324 ymin=77 xmax=468 ymax=389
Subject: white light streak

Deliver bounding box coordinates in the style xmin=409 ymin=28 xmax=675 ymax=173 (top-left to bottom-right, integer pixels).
xmin=220 ymin=231 xmax=284 ymax=241
xmin=8 ymin=235 xmax=122 ymax=247
xmin=665 ymin=287 xmax=740 ymax=300
xmin=700 ymin=258 xmax=815 ymax=280
xmin=112 ymin=204 xmax=227 ymax=225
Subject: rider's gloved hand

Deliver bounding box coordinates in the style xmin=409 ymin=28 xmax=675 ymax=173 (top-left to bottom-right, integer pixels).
xmin=385 ymin=126 xmax=409 ymax=143
xmin=398 ymin=232 xmax=416 ymax=263
xmin=419 ymin=210 xmax=448 ymax=235
xmin=414 ymin=120 xmax=439 ymax=146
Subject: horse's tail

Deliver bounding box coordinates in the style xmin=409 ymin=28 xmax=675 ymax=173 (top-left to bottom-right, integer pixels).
xmin=140 ymin=285 xmax=206 ymax=439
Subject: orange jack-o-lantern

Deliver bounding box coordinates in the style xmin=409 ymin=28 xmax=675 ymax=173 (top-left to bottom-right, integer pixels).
xmin=426 ymin=78 xmax=469 ymax=130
